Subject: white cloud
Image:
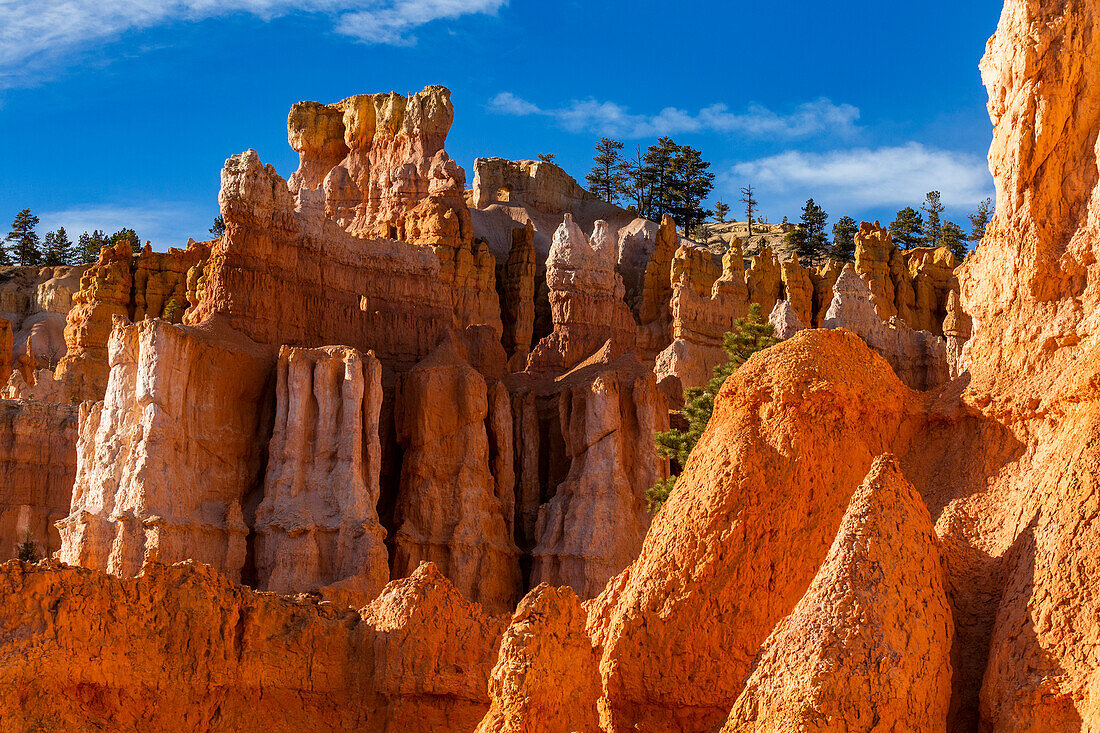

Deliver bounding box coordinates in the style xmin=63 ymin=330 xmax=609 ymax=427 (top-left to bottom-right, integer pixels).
xmin=487 ymin=92 xmax=859 ymax=140
xmin=337 ymin=0 xmax=506 ymax=45
xmin=37 ymin=202 xmax=212 ymax=252
xmin=727 ymin=143 xmax=993 ymax=216
xmin=0 ymin=0 xmax=507 ymax=88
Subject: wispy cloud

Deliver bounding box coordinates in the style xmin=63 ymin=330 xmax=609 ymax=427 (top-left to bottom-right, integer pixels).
xmin=37 ymin=202 xmax=213 ymax=252
xmin=487 ymin=92 xmax=860 ymax=140
xmin=726 ymin=142 xmax=993 ymax=216
xmin=0 ymin=0 xmax=507 ymax=88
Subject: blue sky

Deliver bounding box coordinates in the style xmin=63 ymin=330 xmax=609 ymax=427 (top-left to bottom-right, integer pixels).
xmin=0 ymin=0 xmax=1003 ymax=249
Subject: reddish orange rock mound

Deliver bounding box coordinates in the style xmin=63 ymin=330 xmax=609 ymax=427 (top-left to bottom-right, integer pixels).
xmin=0 ymin=559 xmax=503 ymax=732
xmin=723 ymin=455 xmax=953 ymax=732
xmin=476 ymin=583 xmax=602 ymax=733
xmin=586 ymin=329 xmax=924 ymax=732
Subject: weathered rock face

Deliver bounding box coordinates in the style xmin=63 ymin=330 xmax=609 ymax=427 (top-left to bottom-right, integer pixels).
xmin=655 ymin=244 xmax=749 ymax=393
xmin=853 ymin=222 xmax=959 ymax=336
xmin=499 ymin=223 xmax=537 ymax=372
xmin=54 ymin=243 xmax=209 ymax=402
xmin=469 ymin=158 xmax=634 ymax=261
xmin=55 ymin=243 xmax=134 ymax=401
xmin=780 ymin=258 xmax=814 ymax=327
xmin=527 ymin=216 xmax=636 ymax=373
xmin=0 ymin=319 xmax=11 ymax=385
xmin=586 ymin=330 xmax=922 ymax=731
xmin=0 ymin=560 xmax=504 ymax=731
xmin=0 ymin=400 xmax=77 ymax=558
xmin=824 ymin=265 xmax=949 ymax=391
xmin=767 ymin=299 xmax=804 ymax=341
xmin=531 ymin=347 xmax=667 ymax=599
xmin=477 ymin=583 xmax=602 ymax=733
xmin=636 ymin=215 xmax=679 ymax=327
xmin=393 ymin=336 xmax=520 ymax=614
xmin=958 ymin=0 xmax=1100 ymax=726
xmin=745 ymin=245 xmax=783 ymax=318
xmin=723 ymin=455 xmax=953 ymax=732
xmin=253 ymin=346 xmax=389 ymax=606
xmin=186 ymin=149 xmax=453 ymax=372
xmin=56 ymin=318 xmax=273 ymax=581
xmin=286 ymin=86 xmax=500 ymax=334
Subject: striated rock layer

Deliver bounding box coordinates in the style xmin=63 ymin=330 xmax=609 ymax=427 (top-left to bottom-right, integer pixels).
xmin=527 ymin=216 xmax=636 ymax=373
xmin=393 ymin=336 xmax=520 ymax=614
xmin=529 ymin=346 xmax=667 ymax=599
xmin=186 ymin=149 xmax=453 ymax=372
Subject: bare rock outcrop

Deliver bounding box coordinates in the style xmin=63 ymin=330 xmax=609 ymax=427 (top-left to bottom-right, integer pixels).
xmin=469 ymin=157 xmax=635 ymax=261
xmin=530 ymin=345 xmax=668 ymax=599
xmin=0 ymin=560 xmax=504 ymax=731
xmin=0 ymin=400 xmax=77 ymax=557
xmin=0 ymin=318 xmax=11 ymax=385
xmin=477 ymin=584 xmax=602 ymax=733
xmin=824 ymin=265 xmax=949 ymax=391
xmin=393 ymin=336 xmax=520 ymax=613
xmin=286 ymin=86 xmax=500 ymax=334
xmin=723 ymin=455 xmax=953 ymax=732
xmin=852 ymin=222 xmax=958 ymax=336
xmin=527 ymin=216 xmax=636 ymax=373
xmin=253 ymin=345 xmax=389 ymax=605
xmin=56 ymin=317 xmax=273 ymax=581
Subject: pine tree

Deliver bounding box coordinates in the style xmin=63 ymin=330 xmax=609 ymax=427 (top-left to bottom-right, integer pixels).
xmin=714 ymin=200 xmax=729 ymax=223
xmin=789 ymin=198 xmax=828 ymax=266
xmin=209 ymin=215 xmax=226 ymax=239
xmin=42 ymin=227 xmax=73 ymax=266
xmin=586 ymin=137 xmax=626 ymax=205
xmin=968 ymin=197 xmax=993 ymax=243
xmin=644 ymin=137 xmax=680 ymax=219
xmin=942 ymin=220 xmax=968 ymax=261
xmin=740 ymin=185 xmax=758 ymax=235
xmin=619 ymin=146 xmax=652 ymax=216
xmin=78 ymin=230 xmax=108 ymax=264
xmin=921 ymin=191 xmax=945 ymax=247
xmin=668 ymin=144 xmax=714 ymax=234
xmin=648 ymin=303 xmax=779 ymax=513
xmin=889 ymin=206 xmax=924 ymax=249
xmin=831 ymin=215 xmax=858 ymax=261
xmin=16 ymin=531 xmax=38 ymax=563
xmin=537 ymin=153 xmax=557 ymax=164
xmin=108 ymin=228 xmax=142 ymax=255
xmin=5 ymin=209 xmax=42 ymax=266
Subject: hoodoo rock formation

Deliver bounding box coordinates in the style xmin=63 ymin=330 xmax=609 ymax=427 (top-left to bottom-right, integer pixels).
xmin=1 ymin=0 xmax=1098 ymax=729
xmin=527 ymin=215 xmax=636 ymax=373
xmin=254 ymin=345 xmax=389 ymax=605
xmin=56 ymin=317 xmax=273 ymax=580
xmin=393 ymin=336 xmax=520 ymax=614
